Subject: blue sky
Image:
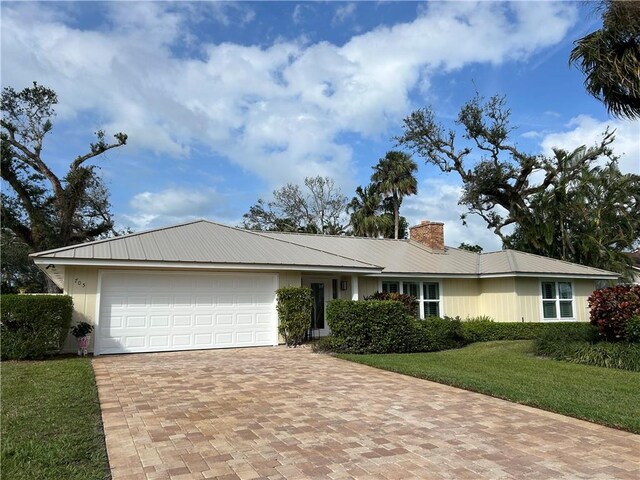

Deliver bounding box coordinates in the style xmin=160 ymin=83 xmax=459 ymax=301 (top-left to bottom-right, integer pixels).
xmin=2 ymin=1 xmax=639 ymax=251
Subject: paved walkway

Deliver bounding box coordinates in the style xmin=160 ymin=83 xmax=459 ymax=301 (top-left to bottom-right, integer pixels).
xmin=93 ymin=347 xmax=640 ymax=480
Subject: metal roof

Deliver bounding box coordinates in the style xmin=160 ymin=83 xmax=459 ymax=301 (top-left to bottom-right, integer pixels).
xmin=31 ymin=221 xmax=379 ymax=271
xmin=31 ymin=220 xmax=619 ymax=278
xmin=257 ymin=231 xmax=480 ymax=275
xmin=478 ymin=250 xmax=620 ymax=277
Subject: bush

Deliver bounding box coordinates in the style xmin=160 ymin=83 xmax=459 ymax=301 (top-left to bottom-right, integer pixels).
xmin=364 ymin=292 xmax=418 ymax=317
xmin=326 ymin=299 xmax=417 ymax=353
xmin=535 ymin=339 xmax=640 ymax=372
xmin=460 ymin=320 xmax=596 ymax=343
xmin=276 ymin=286 xmax=313 ymax=347
xmin=533 ymin=323 xmax=640 ymax=370
xmin=588 ymin=284 xmax=640 ymax=341
xmin=625 ymin=316 xmax=640 ymax=343
xmin=414 ymin=316 xmax=466 ymax=352
xmin=1 ymin=295 xmax=73 ymax=360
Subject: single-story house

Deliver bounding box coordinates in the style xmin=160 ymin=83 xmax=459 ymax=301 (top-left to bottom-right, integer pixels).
xmin=31 ymin=219 xmax=618 ymax=355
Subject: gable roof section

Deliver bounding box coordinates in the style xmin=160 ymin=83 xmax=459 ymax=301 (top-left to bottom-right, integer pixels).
xmin=30 ymin=221 xmax=380 ymax=272
xmin=256 ymin=231 xmax=480 ymax=275
xmin=479 ymin=250 xmax=618 ymax=278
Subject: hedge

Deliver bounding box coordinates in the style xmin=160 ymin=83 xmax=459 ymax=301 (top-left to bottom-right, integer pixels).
xmin=1 ymin=295 xmax=74 ymax=360
xmin=534 ymin=326 xmax=640 ymax=371
xmin=459 ymin=320 xmax=598 ymax=343
xmin=276 ymin=286 xmax=313 ymax=347
xmin=414 ymin=316 xmax=466 ymax=352
xmin=326 ymin=299 xmax=416 ymax=354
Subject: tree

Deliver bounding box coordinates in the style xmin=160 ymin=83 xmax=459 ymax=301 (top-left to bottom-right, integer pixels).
xmin=397 ymin=93 xmax=639 ymax=277
xmin=1 ymin=82 xmax=127 ymax=291
xmin=371 ymin=151 xmax=418 ymax=239
xmin=570 ymin=0 xmax=640 ymax=119
xmin=347 ymin=184 xmax=392 ymax=237
xmin=242 ymin=176 xmax=348 ymax=234
xmin=458 ymin=242 xmax=483 ymax=253
xmin=1 ymin=229 xmax=47 ymax=293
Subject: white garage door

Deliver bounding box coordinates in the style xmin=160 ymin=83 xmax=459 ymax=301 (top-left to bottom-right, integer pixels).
xmin=97 ymin=271 xmax=278 ymax=355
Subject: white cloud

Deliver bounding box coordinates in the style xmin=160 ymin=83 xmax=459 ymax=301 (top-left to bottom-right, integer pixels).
xmin=540 ymin=115 xmax=640 ymax=174
xmin=123 ymin=187 xmax=227 ymax=230
xmin=332 ymin=3 xmax=357 ymax=26
xmin=1 ymin=1 xmax=579 ymax=190
xmin=402 ymin=178 xmax=504 ymax=252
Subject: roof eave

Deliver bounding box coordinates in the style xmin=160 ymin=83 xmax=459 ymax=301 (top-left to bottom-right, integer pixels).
xmin=31 ymin=257 xmax=382 ymax=274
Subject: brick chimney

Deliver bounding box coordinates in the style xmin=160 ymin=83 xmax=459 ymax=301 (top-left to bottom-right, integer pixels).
xmin=409 ymin=220 xmax=445 ymax=251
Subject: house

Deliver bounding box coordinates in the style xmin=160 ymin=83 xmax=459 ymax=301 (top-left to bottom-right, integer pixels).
xmin=30 ymin=219 xmax=618 ymax=355
xmin=629 ymin=250 xmax=640 ymax=284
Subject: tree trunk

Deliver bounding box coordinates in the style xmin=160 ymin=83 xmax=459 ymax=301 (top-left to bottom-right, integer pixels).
xmin=393 ymin=196 xmax=399 ymax=240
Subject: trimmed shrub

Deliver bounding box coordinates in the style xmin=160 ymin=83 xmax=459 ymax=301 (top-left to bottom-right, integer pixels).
xmin=364 ymin=292 xmax=418 ymax=317
xmin=326 ymin=299 xmax=417 ymax=353
xmin=414 ymin=316 xmax=466 ymax=352
xmin=276 ymin=286 xmax=313 ymax=347
xmin=625 ymin=316 xmax=640 ymax=343
xmin=460 ymin=320 xmax=596 ymax=343
xmin=588 ymin=284 xmax=640 ymax=341
xmin=1 ymin=295 xmax=73 ymax=360
xmin=311 ymin=336 xmax=344 ymax=353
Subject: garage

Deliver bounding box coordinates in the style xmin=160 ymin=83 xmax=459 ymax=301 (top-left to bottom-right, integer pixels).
xmin=96 ymin=271 xmax=278 ymax=355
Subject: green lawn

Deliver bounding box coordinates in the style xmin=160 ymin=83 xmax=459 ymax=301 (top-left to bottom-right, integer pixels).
xmin=1 ymin=357 xmax=110 ymax=480
xmin=339 ymin=341 xmax=640 ymax=433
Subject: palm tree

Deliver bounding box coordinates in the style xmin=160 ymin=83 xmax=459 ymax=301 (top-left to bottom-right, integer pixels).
xmin=371 ymin=151 xmax=418 ymax=239
xmin=569 ymin=0 xmax=640 ymax=119
xmin=347 ymin=184 xmax=391 ymax=237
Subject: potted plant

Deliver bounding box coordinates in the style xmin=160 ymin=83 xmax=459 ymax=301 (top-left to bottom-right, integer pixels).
xmin=71 ymin=322 xmax=94 ymax=356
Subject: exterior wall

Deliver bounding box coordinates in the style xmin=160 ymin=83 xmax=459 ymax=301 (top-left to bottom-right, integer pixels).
xmin=63 ymin=266 xmax=99 ymax=352
xmin=358 ymin=276 xmax=380 ymax=298
xmin=478 ymin=277 xmax=597 ymax=323
xmin=442 ymin=278 xmax=481 ymax=318
xmin=570 ymin=279 xmax=596 ymax=322
xmin=478 ymin=277 xmax=519 ymax=322
xmin=278 ymin=271 xmax=302 ymax=288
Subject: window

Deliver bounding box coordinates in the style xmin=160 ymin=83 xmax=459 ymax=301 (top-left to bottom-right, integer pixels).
xmin=423 ymin=282 xmax=440 ymax=317
xmin=402 ymin=282 xmax=419 ymax=298
xmin=541 ymin=281 xmax=574 ymax=320
xmin=382 ymin=281 xmax=399 ymax=294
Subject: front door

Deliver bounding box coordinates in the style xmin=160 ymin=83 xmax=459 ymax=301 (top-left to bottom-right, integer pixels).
xmin=303 ymin=278 xmax=332 ymax=337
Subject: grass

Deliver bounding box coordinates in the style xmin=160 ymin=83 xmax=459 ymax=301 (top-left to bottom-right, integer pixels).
xmin=339 ymin=340 xmax=640 ymax=433
xmin=1 ymin=357 xmax=110 ymax=480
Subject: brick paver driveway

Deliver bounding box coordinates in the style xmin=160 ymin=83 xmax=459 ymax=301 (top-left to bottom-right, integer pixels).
xmin=94 ymin=347 xmax=640 ymax=480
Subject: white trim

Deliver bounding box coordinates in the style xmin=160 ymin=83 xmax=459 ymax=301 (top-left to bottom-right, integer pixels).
xmin=368 ymin=272 xmax=617 ymax=280
xmin=32 ymin=258 xmax=380 ymax=274
xmin=539 ymin=279 xmax=577 ymax=322
xmin=380 ymin=276 xmax=444 ymax=319
xmin=93 ymin=270 xmax=103 ymax=356
xmin=351 ymin=274 xmax=359 ymax=301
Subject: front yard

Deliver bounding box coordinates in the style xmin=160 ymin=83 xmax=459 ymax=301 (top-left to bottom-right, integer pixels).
xmin=1 ymin=357 xmax=110 ymax=480
xmin=339 ymin=340 xmax=640 ymax=433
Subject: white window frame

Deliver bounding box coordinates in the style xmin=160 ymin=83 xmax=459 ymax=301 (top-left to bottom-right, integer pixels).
xmin=377 ymin=278 xmax=443 ymax=319
xmin=539 ymin=279 xmax=576 ymax=322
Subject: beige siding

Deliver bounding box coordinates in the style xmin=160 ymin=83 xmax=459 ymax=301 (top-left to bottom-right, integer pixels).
xmin=358 ymin=276 xmax=380 ymax=299
xmin=442 ymin=279 xmax=480 ymax=318
xmin=571 ymin=279 xmax=596 ymax=322
xmin=513 ymin=277 xmax=540 ymax=322
xmin=514 ymin=278 xmax=595 ymax=323
xmin=479 ymin=277 xmax=518 ymax=322
xmin=63 ymin=266 xmax=99 ymax=352
xmin=278 ymin=271 xmax=301 ymax=288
